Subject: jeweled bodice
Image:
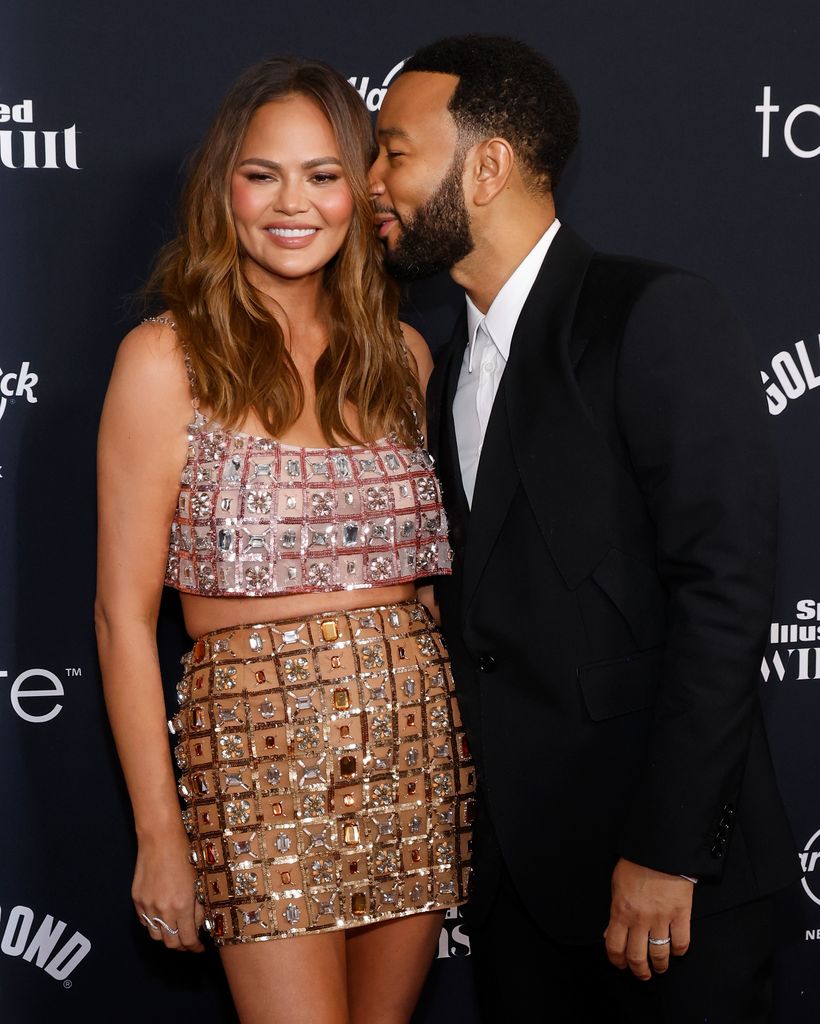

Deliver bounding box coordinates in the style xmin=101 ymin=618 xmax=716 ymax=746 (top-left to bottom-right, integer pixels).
xmin=165 ymin=412 xmax=453 ymax=597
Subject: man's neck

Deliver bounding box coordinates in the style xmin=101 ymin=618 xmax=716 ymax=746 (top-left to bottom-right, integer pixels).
xmin=452 ymin=201 xmax=556 ymax=313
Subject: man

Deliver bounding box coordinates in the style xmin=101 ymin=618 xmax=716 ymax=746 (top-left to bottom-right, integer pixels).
xmin=370 ymin=35 xmax=797 ymax=1023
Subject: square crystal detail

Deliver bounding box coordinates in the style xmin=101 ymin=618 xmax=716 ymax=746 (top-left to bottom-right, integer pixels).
xmin=281 ymin=628 xmax=300 ymax=644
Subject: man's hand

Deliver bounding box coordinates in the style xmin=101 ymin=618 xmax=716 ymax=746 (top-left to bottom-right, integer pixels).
xmin=604 ymin=858 xmax=694 ymax=980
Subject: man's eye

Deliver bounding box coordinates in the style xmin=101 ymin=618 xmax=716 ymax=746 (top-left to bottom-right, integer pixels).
xmin=387 ymin=152 xmax=404 ymax=160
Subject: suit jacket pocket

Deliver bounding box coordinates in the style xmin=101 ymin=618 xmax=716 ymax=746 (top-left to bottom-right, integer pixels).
xmin=578 ymin=646 xmax=663 ymax=721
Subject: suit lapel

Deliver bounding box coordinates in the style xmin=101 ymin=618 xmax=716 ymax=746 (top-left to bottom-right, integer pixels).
xmin=461 ymin=225 xmax=611 ymax=607
xmin=432 ymin=315 xmax=470 ymax=551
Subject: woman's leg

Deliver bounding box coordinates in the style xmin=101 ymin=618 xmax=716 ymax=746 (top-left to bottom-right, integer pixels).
xmin=346 ymin=910 xmax=445 ymax=1024
xmin=220 ymin=931 xmax=348 ymax=1024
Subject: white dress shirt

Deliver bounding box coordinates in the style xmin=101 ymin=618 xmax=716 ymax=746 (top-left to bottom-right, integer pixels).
xmin=453 ymin=219 xmax=561 ymax=505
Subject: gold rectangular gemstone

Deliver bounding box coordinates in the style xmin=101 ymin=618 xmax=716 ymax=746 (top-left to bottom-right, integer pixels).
xmin=343 ymin=823 xmax=360 ymax=845
xmin=351 ymin=892 xmax=367 ymax=916
xmin=321 ymin=619 xmax=339 ymax=642
xmin=333 ymin=687 xmax=351 ymax=711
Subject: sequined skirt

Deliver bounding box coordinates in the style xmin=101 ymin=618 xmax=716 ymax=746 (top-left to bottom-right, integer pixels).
xmin=171 ymin=599 xmax=475 ymax=944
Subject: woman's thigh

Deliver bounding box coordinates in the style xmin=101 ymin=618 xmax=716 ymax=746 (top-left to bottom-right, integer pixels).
xmin=220 ymin=931 xmax=348 ymax=1024
xmin=346 ymin=910 xmax=445 ymax=1024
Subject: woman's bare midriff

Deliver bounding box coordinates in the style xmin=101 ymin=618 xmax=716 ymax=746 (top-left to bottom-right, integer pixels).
xmin=180 ymin=582 xmax=419 ymax=639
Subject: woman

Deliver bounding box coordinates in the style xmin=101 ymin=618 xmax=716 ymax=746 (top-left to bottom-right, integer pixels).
xmin=96 ymin=57 xmax=474 ymax=1024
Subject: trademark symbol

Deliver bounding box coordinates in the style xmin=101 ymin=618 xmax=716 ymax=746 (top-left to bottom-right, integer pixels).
xmin=63 ymin=979 xmax=72 ymax=989
xmin=65 ymin=668 xmax=82 ymax=677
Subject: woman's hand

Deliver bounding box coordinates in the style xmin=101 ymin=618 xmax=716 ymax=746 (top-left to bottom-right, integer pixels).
xmin=133 ymin=828 xmax=205 ymax=952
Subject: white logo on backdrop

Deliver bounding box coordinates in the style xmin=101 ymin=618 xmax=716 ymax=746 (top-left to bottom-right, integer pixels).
xmin=756 ymin=86 xmax=820 ymax=159
xmin=761 ymin=599 xmax=820 ymax=683
xmin=1 ymin=667 xmax=80 ymax=723
xmin=436 ymin=905 xmax=471 ymax=958
xmin=0 ymin=362 xmax=38 ymax=421
xmin=0 ymin=99 xmax=80 ymax=170
xmin=0 ymin=904 xmax=91 ymax=982
xmin=348 ymin=59 xmax=406 ymax=112
xmin=800 ymin=829 xmax=820 ymax=911
xmin=760 ymin=335 xmax=820 ymax=416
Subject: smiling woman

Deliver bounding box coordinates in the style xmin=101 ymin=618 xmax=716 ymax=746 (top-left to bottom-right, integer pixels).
xmin=231 ymin=97 xmax=354 ymax=285
xmin=95 ymin=56 xmax=474 ymax=1024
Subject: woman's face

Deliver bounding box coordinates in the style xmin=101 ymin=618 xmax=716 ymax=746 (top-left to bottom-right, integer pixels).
xmin=231 ymin=95 xmax=355 ymax=286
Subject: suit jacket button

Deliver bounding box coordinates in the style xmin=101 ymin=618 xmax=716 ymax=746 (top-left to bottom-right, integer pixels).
xmin=478 ymin=654 xmax=497 ymax=673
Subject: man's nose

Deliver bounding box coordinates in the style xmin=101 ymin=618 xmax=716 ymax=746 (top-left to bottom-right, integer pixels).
xmin=368 ymin=156 xmax=386 ymax=196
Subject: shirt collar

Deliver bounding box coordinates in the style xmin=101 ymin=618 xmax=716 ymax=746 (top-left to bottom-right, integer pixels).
xmin=465 ymin=218 xmax=561 ymax=370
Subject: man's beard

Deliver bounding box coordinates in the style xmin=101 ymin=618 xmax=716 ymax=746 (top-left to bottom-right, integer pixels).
xmin=382 ymin=153 xmax=474 ymax=281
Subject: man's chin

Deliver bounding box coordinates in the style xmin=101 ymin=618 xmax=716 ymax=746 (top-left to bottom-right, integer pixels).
xmin=383 ymin=248 xmax=448 ymax=282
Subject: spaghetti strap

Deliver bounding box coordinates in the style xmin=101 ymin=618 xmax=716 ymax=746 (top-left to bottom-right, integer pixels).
xmin=142 ymin=315 xmax=201 ymax=414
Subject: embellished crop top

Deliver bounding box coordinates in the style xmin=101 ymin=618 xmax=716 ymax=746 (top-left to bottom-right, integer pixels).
xmin=150 ymin=318 xmax=454 ymax=598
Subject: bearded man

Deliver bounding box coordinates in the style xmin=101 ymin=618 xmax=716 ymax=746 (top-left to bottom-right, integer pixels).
xmin=370 ymin=34 xmax=796 ymax=1023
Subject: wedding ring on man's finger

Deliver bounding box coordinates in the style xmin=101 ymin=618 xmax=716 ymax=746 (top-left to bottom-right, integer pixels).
xmin=648 ymin=936 xmax=671 ymax=946
xmin=140 ymin=912 xmax=160 ymax=930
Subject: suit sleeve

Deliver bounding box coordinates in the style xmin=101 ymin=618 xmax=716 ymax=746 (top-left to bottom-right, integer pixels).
xmin=613 ymin=271 xmax=777 ymax=881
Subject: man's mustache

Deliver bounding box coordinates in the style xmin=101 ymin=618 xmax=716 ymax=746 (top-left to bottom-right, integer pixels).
xmin=373 ymin=201 xmax=402 ymax=222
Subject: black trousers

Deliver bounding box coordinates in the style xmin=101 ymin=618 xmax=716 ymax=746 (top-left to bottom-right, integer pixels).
xmin=468 ymin=865 xmax=775 ymax=1023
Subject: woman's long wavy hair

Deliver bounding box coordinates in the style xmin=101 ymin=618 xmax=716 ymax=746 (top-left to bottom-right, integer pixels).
xmin=147 ymin=57 xmax=420 ymax=446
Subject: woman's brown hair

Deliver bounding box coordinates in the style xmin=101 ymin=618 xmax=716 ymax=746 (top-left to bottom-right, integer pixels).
xmin=148 ymin=57 xmax=420 ymax=446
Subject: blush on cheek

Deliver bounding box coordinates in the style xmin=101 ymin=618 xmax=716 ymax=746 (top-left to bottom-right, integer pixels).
xmin=321 ymin=188 xmax=355 ymax=227
xmin=230 ymin=175 xmax=258 ymax=222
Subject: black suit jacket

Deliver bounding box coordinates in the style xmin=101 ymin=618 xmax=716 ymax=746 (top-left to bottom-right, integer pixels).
xmin=428 ymin=225 xmax=796 ymax=943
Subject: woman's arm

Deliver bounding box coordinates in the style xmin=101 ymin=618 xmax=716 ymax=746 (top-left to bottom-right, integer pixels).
xmin=399 ymin=322 xmax=441 ymax=623
xmin=95 ymin=320 xmax=204 ymax=952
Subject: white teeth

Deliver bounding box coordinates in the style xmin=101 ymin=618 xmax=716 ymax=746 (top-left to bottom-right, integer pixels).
xmin=267 ymin=227 xmax=317 ymax=237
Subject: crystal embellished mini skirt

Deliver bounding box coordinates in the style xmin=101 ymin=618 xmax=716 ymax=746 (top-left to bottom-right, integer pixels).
xmin=170 ymin=599 xmax=475 ymax=944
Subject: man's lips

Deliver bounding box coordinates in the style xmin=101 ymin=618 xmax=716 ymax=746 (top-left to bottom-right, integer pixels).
xmin=374 ymin=212 xmax=399 ymax=240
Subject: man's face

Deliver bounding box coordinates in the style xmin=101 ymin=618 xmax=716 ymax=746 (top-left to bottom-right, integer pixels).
xmin=371 ymin=71 xmax=474 ymax=280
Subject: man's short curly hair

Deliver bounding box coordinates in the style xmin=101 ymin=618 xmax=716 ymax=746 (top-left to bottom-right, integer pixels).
xmin=402 ymin=35 xmax=579 ymax=193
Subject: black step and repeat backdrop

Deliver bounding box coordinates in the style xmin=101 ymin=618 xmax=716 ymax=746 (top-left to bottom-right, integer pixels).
xmin=2 ymin=2 xmax=819 ymax=1020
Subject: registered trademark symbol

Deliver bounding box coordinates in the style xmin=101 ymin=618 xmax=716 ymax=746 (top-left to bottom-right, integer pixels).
xmin=63 ymin=979 xmax=72 ymax=989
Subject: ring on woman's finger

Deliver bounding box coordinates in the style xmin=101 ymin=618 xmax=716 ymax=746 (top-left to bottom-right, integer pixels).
xmin=648 ymin=936 xmax=671 ymax=947
xmin=150 ymin=916 xmax=180 ymax=936
xmin=140 ymin=912 xmax=160 ymax=930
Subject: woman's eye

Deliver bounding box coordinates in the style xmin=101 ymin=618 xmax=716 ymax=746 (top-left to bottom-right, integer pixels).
xmin=247 ymin=172 xmax=273 ymax=182
xmin=387 ymin=152 xmax=404 ymax=161
xmin=311 ymin=173 xmax=339 ymax=184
